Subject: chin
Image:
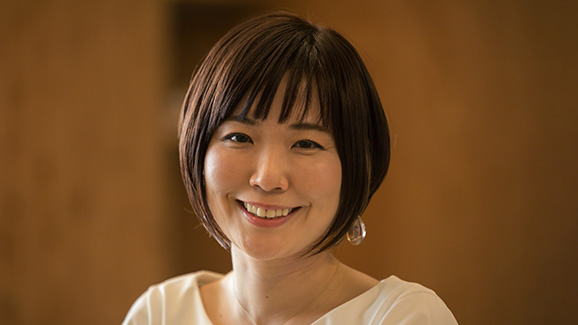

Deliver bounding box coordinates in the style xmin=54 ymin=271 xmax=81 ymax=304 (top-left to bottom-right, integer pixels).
xmin=233 ymin=237 xmax=305 ymax=262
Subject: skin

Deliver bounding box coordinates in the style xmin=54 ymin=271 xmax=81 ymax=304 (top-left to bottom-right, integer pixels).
xmin=201 ymin=81 xmax=378 ymax=324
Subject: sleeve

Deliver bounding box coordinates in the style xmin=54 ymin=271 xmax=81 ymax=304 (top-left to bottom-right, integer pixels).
xmin=120 ymin=274 xmax=212 ymax=325
xmin=122 ymin=289 xmax=155 ymax=325
xmin=379 ymin=291 xmax=459 ymax=325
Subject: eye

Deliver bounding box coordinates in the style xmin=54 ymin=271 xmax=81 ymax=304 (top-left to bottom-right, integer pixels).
xmin=223 ymin=133 xmax=253 ymax=144
xmin=293 ymin=139 xmax=324 ymax=150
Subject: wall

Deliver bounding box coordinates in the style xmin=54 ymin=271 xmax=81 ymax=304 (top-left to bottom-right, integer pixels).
xmin=1 ymin=0 xmax=577 ymax=324
xmin=1 ymin=1 xmax=168 ymax=323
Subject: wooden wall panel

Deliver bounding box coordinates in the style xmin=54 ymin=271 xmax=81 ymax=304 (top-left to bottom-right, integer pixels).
xmin=1 ymin=1 xmax=168 ymax=324
xmin=2 ymin=1 xmax=577 ymax=324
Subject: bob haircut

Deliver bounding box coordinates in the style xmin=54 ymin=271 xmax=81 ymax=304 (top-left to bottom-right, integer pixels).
xmin=179 ymin=12 xmax=390 ymax=254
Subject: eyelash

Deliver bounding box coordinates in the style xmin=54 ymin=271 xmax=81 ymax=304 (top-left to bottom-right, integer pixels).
xmin=293 ymin=139 xmax=324 ymax=150
xmin=222 ymin=133 xmax=324 ymax=150
xmin=223 ymin=133 xmax=253 ymax=144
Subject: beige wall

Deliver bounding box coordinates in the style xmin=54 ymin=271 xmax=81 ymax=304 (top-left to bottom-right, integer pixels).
xmin=1 ymin=0 xmax=577 ymax=324
xmin=0 ymin=1 xmax=169 ymax=323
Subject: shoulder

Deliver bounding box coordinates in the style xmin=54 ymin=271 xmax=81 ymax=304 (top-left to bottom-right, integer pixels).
xmin=122 ymin=271 xmax=224 ymax=325
xmin=142 ymin=270 xmax=223 ymax=299
xmin=370 ymin=276 xmax=458 ymax=324
xmin=317 ymin=275 xmax=458 ymax=324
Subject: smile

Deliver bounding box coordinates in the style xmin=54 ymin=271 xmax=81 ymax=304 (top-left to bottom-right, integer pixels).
xmin=242 ymin=202 xmax=294 ymax=219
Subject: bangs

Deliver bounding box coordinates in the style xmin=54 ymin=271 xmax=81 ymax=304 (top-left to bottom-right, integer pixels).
xmin=210 ymin=16 xmax=332 ymax=130
xmin=241 ymin=71 xmax=327 ymax=128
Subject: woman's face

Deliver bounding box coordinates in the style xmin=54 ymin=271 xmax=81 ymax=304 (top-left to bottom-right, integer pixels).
xmin=204 ymin=86 xmax=342 ymax=260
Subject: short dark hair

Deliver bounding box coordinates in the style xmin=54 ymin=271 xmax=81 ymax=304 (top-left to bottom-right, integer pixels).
xmin=179 ymin=11 xmax=390 ymax=254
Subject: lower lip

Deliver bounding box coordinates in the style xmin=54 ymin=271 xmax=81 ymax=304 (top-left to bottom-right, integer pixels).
xmin=239 ymin=204 xmax=295 ymax=228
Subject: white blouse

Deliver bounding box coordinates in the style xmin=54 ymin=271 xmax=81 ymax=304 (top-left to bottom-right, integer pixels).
xmin=123 ymin=271 xmax=458 ymax=324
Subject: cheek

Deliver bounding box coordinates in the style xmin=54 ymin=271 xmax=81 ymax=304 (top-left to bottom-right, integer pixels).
xmin=299 ymin=157 xmax=342 ymax=206
xmin=204 ymin=147 xmax=244 ymax=206
xmin=319 ymin=162 xmax=342 ymax=196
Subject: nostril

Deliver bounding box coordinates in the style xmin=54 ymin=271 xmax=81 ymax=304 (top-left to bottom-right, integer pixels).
xmin=249 ymin=173 xmax=289 ymax=192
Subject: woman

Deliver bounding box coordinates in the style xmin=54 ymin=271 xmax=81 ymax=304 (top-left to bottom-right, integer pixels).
xmin=124 ymin=12 xmax=458 ymax=324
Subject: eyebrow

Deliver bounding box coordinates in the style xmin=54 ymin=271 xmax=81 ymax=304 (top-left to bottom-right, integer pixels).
xmin=227 ymin=115 xmax=258 ymax=126
xmin=289 ymin=122 xmax=328 ymax=133
xmin=227 ymin=115 xmax=328 ymax=133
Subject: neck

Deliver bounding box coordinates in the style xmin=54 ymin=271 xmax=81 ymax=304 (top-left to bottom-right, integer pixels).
xmin=228 ymin=245 xmax=341 ymax=324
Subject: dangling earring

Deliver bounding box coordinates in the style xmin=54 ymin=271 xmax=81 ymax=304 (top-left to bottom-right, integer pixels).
xmin=347 ymin=216 xmax=366 ymax=245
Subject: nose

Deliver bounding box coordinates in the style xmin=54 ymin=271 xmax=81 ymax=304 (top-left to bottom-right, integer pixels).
xmin=249 ymin=146 xmax=289 ymax=192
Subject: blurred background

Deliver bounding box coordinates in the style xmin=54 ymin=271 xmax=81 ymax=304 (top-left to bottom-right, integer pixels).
xmin=1 ymin=0 xmax=577 ymax=324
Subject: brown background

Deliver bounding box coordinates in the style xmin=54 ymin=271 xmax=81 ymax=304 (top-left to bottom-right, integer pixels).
xmin=2 ymin=0 xmax=577 ymax=324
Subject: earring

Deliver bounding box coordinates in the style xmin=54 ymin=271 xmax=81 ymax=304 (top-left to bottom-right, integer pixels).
xmin=346 ymin=216 xmax=366 ymax=245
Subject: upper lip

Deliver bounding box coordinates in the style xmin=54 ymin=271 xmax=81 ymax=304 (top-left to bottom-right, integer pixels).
xmin=237 ymin=200 xmax=298 ymax=210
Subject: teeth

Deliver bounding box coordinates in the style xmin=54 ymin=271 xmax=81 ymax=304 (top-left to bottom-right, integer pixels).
xmin=243 ymin=202 xmax=293 ymax=219
xmin=256 ymin=207 xmax=265 ymax=217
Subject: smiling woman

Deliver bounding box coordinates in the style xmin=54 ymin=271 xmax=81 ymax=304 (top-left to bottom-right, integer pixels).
xmin=178 ymin=11 xmax=390 ymax=256
xmin=204 ymin=81 xmax=342 ymax=261
xmin=123 ymin=11 xmax=458 ymax=324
